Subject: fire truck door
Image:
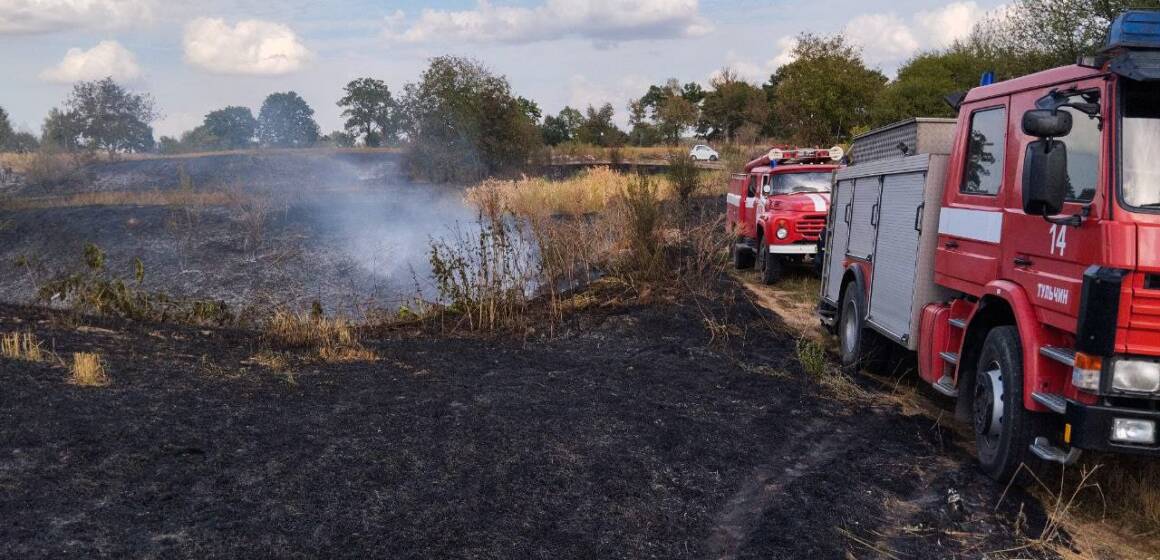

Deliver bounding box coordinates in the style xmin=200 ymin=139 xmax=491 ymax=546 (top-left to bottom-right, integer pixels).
xmin=847 ymin=176 xmax=883 ymax=260
xmin=1004 ymin=83 xmax=1107 ymax=330
xmin=824 ymin=178 xmax=856 ymax=305
xmin=868 ymin=171 xmax=927 ymax=342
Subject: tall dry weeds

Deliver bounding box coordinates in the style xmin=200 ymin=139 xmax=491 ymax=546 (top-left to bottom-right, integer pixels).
xmin=1 ymin=332 xmax=44 ymax=362
xmin=69 ymin=352 xmax=109 ymax=386
xmin=265 ymin=309 xmax=377 ymax=362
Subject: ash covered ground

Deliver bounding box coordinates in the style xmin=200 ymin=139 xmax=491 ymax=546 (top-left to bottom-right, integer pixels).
xmin=0 ymin=153 xmax=1063 ymax=558
xmin=0 ymin=281 xmax=1053 ymax=559
xmin=0 ymin=152 xmax=476 ymax=316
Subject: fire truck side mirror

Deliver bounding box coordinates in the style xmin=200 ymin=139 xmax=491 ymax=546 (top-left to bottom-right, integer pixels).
xmin=1022 ymin=140 xmax=1069 ymax=216
xmin=762 ymin=184 xmax=772 ymax=196
xmin=1022 ymin=109 xmax=1073 ymax=138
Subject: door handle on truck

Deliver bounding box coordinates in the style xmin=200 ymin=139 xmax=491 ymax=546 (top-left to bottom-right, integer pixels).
xmin=944 ymin=240 xmax=959 ymax=250
xmin=870 ymin=203 xmax=880 ymax=227
xmin=914 ymin=202 xmax=925 ymax=232
xmin=844 ymin=203 xmax=852 ymax=224
xmin=1014 ymin=256 xmax=1033 ymax=268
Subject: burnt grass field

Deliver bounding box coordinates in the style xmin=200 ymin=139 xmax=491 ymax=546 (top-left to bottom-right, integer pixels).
xmin=0 ymin=153 xmax=1060 ymax=558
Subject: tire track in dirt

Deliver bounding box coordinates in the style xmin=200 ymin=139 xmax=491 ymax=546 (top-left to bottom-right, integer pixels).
xmin=703 ymin=420 xmax=847 ymax=560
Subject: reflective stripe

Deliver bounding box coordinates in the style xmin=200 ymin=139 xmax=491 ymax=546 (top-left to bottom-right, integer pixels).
xmin=938 ymin=207 xmax=1003 ymax=243
xmin=804 ymin=193 xmax=828 ymax=212
xmin=726 ymin=193 xmax=741 ymax=206
xmin=766 ymin=244 xmax=818 ymax=255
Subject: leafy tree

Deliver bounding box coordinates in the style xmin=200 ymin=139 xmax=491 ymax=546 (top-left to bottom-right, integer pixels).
xmin=656 ymin=94 xmax=698 ymax=145
xmin=203 ymin=106 xmax=257 ymax=150
xmin=337 ymin=78 xmax=397 ymax=147
xmin=8 ymin=132 xmax=39 ymax=153
xmin=576 ymin=103 xmax=626 ymax=147
xmin=626 ymin=99 xmax=661 ymax=147
xmin=63 ymin=77 xmax=157 ymax=154
xmin=258 ymin=91 xmax=320 ymax=148
xmin=41 ymin=108 xmax=81 ymax=150
xmin=321 ymin=130 xmax=356 ymax=148
xmin=0 ymin=107 xmax=12 ymax=150
xmin=517 ymin=97 xmax=542 ymax=123
xmin=771 ymin=34 xmax=886 ymax=145
xmin=178 ymin=126 xmax=221 ymax=153
xmin=979 ymin=0 xmax=1160 ymax=69
xmin=540 ymin=106 xmax=584 ymax=146
xmin=398 ymin=56 xmax=540 ymax=182
xmin=699 ymin=69 xmax=769 ymax=142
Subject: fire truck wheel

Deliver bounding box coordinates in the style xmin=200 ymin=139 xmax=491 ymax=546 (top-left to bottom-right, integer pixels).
xmin=973 ymin=326 xmax=1052 ymax=483
xmin=732 ymin=240 xmax=755 ymax=270
xmin=838 ymin=286 xmax=888 ymax=374
xmin=760 ymin=244 xmax=782 ymax=284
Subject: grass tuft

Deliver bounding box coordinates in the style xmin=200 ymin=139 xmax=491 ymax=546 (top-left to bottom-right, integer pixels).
xmin=1 ymin=332 xmax=44 ymax=362
xmin=69 ymin=352 xmax=109 ymax=386
xmin=265 ymin=310 xmax=377 ymax=363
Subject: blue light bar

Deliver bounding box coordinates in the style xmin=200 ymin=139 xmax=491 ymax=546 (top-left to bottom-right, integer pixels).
xmin=1106 ymin=10 xmax=1160 ymax=51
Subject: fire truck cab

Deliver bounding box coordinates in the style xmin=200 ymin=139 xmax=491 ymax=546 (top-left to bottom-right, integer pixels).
xmin=726 ymin=147 xmax=843 ymax=283
xmin=819 ymin=10 xmax=1160 ymax=482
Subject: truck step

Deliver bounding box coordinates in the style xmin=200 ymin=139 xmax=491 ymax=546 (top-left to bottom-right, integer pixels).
xmin=932 ymin=375 xmax=959 ymax=398
xmin=1029 ymin=437 xmax=1082 ymax=465
xmin=1039 ymin=346 xmax=1076 ymax=368
xmin=939 ymin=351 xmax=959 ymax=366
xmin=1031 ymin=392 xmax=1068 ymax=415
xmin=948 ymin=318 xmax=967 ymax=330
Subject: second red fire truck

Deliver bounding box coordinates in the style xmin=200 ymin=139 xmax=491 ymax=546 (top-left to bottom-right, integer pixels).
xmin=726 ymin=147 xmax=843 ymax=283
xmin=819 ymin=10 xmax=1160 ymax=481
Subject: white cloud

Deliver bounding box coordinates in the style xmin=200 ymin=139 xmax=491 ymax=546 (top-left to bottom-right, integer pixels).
xmin=0 ymin=0 xmax=154 ymax=34
xmin=915 ymin=1 xmax=988 ymax=48
xmin=383 ymin=0 xmax=713 ymax=46
xmin=39 ymin=40 xmax=142 ymax=83
xmin=567 ymin=74 xmax=650 ymax=127
xmin=843 ymin=13 xmax=920 ymax=64
xmin=183 ymin=17 xmax=311 ymax=76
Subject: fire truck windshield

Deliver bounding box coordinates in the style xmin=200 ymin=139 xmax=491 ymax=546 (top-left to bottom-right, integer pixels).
xmin=1122 ymin=80 xmax=1160 ymax=209
xmin=770 ymin=172 xmax=832 ymax=194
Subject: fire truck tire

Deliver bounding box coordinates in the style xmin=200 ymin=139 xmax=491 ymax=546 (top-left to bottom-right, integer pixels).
xmin=838 ymin=286 xmax=888 ymax=374
xmin=760 ymin=243 xmax=782 ymax=285
xmin=732 ymin=241 xmax=755 ymax=270
xmin=973 ymin=326 xmax=1052 ymax=483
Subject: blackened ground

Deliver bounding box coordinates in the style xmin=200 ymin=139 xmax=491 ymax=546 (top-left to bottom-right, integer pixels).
xmin=0 ymin=280 xmax=1053 ymax=559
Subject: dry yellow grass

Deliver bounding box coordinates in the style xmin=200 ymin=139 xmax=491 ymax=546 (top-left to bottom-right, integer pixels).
xmin=1 ymin=332 xmax=44 ymax=362
xmin=265 ymin=310 xmax=377 ymax=363
xmin=466 ymin=167 xmax=679 ymax=218
xmin=2 ymin=189 xmax=234 ymax=210
xmin=69 ymin=352 xmax=109 ymax=386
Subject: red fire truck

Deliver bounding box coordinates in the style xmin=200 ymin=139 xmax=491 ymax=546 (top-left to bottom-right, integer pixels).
xmin=819 ymin=10 xmax=1160 ymax=481
xmin=726 ymin=147 xmax=843 ymax=283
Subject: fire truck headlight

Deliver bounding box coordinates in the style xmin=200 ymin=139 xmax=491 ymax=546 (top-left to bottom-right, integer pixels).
xmin=1111 ymin=358 xmax=1160 ymax=394
xmin=776 ymin=227 xmax=789 ymax=240
xmin=1112 ymin=418 xmax=1156 ymax=445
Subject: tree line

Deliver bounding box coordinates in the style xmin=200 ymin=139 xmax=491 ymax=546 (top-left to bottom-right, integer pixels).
xmin=0 ymin=0 xmax=1150 ymax=181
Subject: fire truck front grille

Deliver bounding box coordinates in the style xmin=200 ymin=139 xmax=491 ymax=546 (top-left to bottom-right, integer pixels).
xmin=796 ymin=214 xmax=827 ymax=239
xmin=1134 ymin=285 xmax=1160 ymax=331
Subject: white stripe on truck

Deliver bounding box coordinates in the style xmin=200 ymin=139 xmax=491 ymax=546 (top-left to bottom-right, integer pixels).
xmin=938 ymin=207 xmax=1003 ymax=243
xmin=726 ymin=193 xmax=741 ymax=207
xmin=804 ymin=193 xmax=828 ymax=212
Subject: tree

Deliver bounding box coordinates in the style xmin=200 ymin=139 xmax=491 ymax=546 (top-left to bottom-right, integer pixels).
xmin=8 ymin=132 xmax=39 ymax=153
xmin=398 ymin=56 xmax=540 ymax=182
xmin=541 ymin=106 xmax=584 ymax=146
xmin=41 ymin=108 xmax=81 ymax=150
xmin=576 ymin=103 xmax=626 ymax=147
xmin=0 ymin=107 xmax=12 ymax=150
xmin=321 ymin=130 xmax=356 ymax=148
xmin=63 ymin=77 xmax=157 ymax=154
xmin=656 ymin=95 xmax=698 ymax=145
xmin=699 ymin=69 xmax=770 ymax=142
xmin=626 ymin=100 xmax=661 ymax=147
xmin=337 ymin=78 xmax=397 ymax=147
xmin=203 ymin=106 xmax=257 ymax=150
xmin=771 ymin=34 xmax=886 ymax=145
xmin=258 ymin=92 xmax=320 ymax=148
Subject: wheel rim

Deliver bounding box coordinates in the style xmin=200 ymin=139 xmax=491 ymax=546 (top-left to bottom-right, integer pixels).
xmin=973 ymin=362 xmax=1005 ymax=454
xmin=841 ymin=298 xmax=858 ymax=358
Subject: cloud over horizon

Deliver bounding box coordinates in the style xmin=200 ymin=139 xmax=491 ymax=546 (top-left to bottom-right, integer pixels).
xmin=0 ymin=0 xmax=154 ymax=35
xmin=183 ymin=17 xmax=312 ymax=76
xmin=39 ymin=40 xmax=142 ymax=83
xmin=382 ymin=0 xmax=712 ymax=46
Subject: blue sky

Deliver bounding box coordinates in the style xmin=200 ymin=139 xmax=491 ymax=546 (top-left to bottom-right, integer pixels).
xmin=0 ymin=0 xmax=1005 ymax=138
